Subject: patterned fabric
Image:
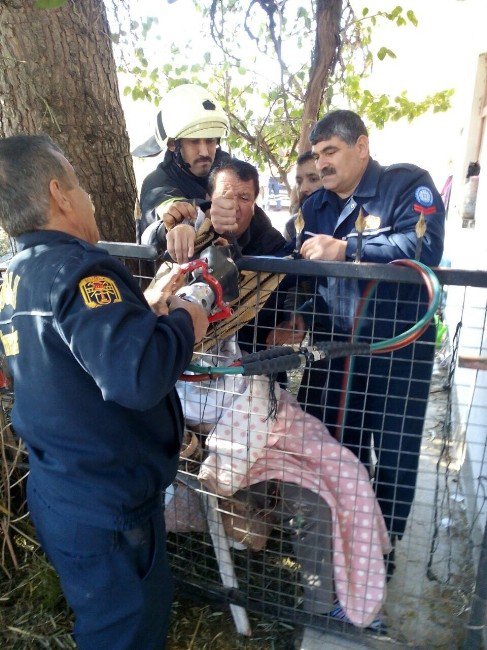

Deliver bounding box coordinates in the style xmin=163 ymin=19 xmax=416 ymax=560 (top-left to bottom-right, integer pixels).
xmin=181 ymin=356 xmax=391 ymax=627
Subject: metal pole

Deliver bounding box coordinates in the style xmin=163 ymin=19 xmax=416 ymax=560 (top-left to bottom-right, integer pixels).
xmin=463 ymin=518 xmax=487 ymax=648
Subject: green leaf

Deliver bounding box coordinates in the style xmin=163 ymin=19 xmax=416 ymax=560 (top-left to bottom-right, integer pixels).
xmin=35 ymin=0 xmax=67 ymax=8
xmin=407 ymin=10 xmax=418 ymax=26
xmin=390 ymin=6 xmax=403 ymax=20
xmin=377 ymin=47 xmax=397 ymax=61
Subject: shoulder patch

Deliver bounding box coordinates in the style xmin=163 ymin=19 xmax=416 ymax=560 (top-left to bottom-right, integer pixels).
xmin=414 ymin=186 xmax=434 ymax=207
xmin=79 ymin=276 xmax=122 ymax=309
xmin=363 ymin=215 xmax=381 ymax=230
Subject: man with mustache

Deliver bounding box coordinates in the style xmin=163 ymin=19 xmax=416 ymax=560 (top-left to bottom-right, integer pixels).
xmin=284 ymin=109 xmax=445 ymax=578
xmin=133 ymin=84 xmax=231 ymax=240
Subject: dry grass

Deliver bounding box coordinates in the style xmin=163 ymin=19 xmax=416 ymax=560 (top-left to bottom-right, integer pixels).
xmin=167 ymin=601 xmax=296 ymax=649
xmin=0 ymin=548 xmax=296 ymax=650
xmin=0 ymin=391 xmax=75 ymax=649
xmin=1 ymin=550 xmax=75 ymax=649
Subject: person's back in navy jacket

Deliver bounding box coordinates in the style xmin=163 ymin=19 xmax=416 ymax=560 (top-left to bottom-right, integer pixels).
xmin=0 ymin=135 xmax=208 ymax=649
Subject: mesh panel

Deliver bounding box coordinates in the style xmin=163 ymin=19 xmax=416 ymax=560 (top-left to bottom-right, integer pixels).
xmin=93 ymin=247 xmax=487 ymax=644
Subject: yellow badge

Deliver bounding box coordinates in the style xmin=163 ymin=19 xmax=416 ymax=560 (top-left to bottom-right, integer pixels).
xmin=79 ymin=276 xmax=122 ymax=309
xmin=0 ymin=272 xmax=20 ymax=310
xmin=0 ymin=330 xmax=19 ymax=356
xmin=364 ymin=215 xmax=381 ymax=231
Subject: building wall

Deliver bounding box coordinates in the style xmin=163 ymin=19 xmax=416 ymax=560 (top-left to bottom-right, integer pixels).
xmin=448 ymin=53 xmax=487 ymax=594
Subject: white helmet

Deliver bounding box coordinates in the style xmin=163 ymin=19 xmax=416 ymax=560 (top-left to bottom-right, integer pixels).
xmin=132 ymin=84 xmax=229 ymax=157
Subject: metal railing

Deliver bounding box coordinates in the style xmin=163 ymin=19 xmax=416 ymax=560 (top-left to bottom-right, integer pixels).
xmin=101 ymin=243 xmax=487 ymax=647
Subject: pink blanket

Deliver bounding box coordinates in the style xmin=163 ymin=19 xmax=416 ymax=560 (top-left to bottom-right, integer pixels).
xmin=198 ymin=377 xmax=391 ymax=628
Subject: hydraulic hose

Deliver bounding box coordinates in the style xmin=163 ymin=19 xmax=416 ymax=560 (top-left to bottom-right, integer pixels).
xmin=180 ymin=259 xmax=442 ymax=381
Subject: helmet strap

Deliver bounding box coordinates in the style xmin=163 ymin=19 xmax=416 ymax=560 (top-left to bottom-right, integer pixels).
xmin=173 ymin=140 xmax=192 ymax=173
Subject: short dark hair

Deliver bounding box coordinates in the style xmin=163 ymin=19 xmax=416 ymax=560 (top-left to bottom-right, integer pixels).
xmin=309 ymin=110 xmax=368 ymax=147
xmin=0 ymin=134 xmax=72 ymax=237
xmin=208 ymin=158 xmax=259 ymax=198
xmin=296 ymin=151 xmax=315 ymax=166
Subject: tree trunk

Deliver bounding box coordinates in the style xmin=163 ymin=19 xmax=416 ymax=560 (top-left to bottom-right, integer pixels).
xmin=0 ymin=0 xmax=136 ymax=242
xmin=298 ymin=0 xmax=342 ymax=154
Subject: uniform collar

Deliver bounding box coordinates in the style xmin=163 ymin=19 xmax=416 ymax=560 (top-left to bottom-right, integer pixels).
xmin=314 ymin=157 xmax=381 ymax=209
xmin=14 ymin=230 xmax=96 ymax=252
xmin=353 ymin=158 xmax=381 ymax=200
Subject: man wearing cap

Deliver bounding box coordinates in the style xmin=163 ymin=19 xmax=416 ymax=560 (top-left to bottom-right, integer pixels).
xmin=133 ymin=84 xmax=231 ymax=240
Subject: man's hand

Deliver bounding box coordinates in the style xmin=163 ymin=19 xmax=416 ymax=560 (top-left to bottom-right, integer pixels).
xmin=158 ymin=201 xmax=197 ymax=230
xmin=166 ymin=224 xmax=196 ymax=264
xmin=210 ymin=188 xmax=238 ymax=234
xmin=167 ymin=296 xmax=209 ymax=344
xmin=300 ymin=235 xmax=347 ymax=261
xmin=144 ymin=266 xmax=185 ymax=316
xmin=265 ymin=314 xmax=307 ymax=347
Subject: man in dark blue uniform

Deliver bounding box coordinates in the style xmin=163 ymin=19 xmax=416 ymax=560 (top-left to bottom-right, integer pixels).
xmin=289 ymin=110 xmax=445 ymax=573
xmin=0 ymin=135 xmax=209 ymax=649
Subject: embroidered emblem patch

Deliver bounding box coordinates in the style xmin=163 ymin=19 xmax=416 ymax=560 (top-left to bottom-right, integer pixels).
xmin=0 ymin=271 xmax=20 ymax=310
xmin=363 ymin=215 xmax=381 ymax=230
xmin=414 ymin=186 xmax=434 ymax=207
xmin=79 ymin=276 xmax=122 ymax=308
xmin=0 ymin=330 xmax=19 ymax=356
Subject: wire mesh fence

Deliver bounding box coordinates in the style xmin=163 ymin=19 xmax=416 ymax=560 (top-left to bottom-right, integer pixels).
xmin=2 ymin=244 xmax=487 ymax=648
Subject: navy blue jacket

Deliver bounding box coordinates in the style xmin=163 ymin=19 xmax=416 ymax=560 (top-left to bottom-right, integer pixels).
xmin=300 ymin=158 xmax=445 ymax=333
xmin=0 ymin=231 xmax=195 ymax=530
xmin=302 ymin=158 xmax=445 ymax=265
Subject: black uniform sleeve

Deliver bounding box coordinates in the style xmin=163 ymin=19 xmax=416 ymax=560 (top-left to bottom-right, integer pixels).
xmin=140 ymin=167 xmax=185 ymax=215
xmin=51 ymin=252 xmax=196 ymax=411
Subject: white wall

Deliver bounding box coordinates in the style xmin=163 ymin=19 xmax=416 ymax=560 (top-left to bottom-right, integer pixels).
xmin=443 ymin=47 xmax=487 ymax=582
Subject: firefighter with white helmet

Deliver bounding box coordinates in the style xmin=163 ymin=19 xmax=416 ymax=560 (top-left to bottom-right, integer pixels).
xmin=134 ymin=83 xmax=230 ymax=236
